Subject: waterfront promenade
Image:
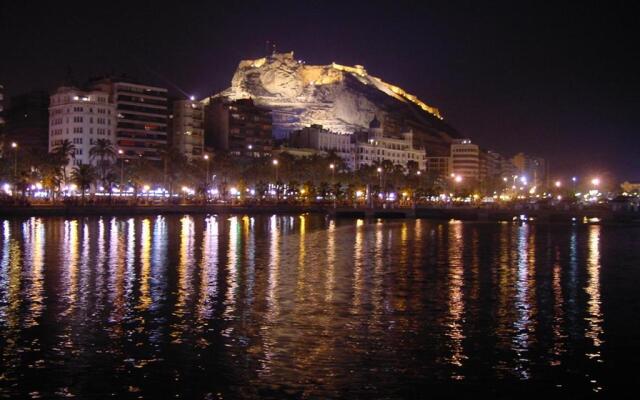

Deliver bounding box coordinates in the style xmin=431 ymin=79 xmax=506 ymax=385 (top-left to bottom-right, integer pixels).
xmin=1 ymin=202 xmax=638 ymax=223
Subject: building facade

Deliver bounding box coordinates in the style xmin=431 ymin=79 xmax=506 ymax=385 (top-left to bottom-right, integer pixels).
xmin=204 ymin=98 xmax=273 ymax=157
xmin=91 ymin=78 xmax=168 ymax=161
xmin=288 ymin=124 xmax=353 ymax=164
xmin=48 ymin=86 xmax=117 ymax=170
xmin=450 ymin=139 xmax=480 ymax=181
xmin=288 ymin=118 xmax=427 ymax=171
xmin=426 ymin=156 xmax=450 ymax=181
xmin=172 ymin=98 xmax=205 ymax=160
xmin=352 ymin=118 xmax=426 ymax=171
xmin=511 ymin=152 xmax=547 ymax=188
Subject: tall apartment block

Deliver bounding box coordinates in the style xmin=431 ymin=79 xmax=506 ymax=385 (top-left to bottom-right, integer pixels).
xmin=450 ymin=139 xmax=480 ymax=181
xmin=204 ymin=98 xmax=273 ymax=158
xmin=91 ymin=78 xmax=168 ymax=161
xmin=48 ymin=86 xmax=117 ymax=172
xmin=512 ymin=152 xmax=547 ymax=188
xmin=172 ymin=98 xmax=205 ymax=160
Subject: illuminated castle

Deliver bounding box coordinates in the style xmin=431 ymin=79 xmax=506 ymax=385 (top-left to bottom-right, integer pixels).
xmin=206 ymin=51 xmax=460 ymax=156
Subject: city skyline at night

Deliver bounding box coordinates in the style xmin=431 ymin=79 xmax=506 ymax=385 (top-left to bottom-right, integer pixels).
xmin=1 ymin=2 xmax=640 ymax=398
xmin=1 ymin=1 xmax=638 ymax=180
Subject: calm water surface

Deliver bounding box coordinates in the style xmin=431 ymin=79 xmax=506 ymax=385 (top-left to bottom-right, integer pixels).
xmin=0 ymin=215 xmax=638 ymax=398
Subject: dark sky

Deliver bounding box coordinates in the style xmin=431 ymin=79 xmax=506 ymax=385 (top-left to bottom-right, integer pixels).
xmin=1 ymin=0 xmax=638 ymax=181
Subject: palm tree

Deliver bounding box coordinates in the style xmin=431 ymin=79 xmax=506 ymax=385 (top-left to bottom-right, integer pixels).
xmin=40 ymin=159 xmax=63 ymax=200
xmin=126 ymin=155 xmax=149 ymax=202
xmin=52 ymin=139 xmax=76 ymax=186
xmin=71 ymin=164 xmax=97 ymax=204
xmin=89 ymin=139 xmax=116 ymax=188
xmin=158 ymin=145 xmax=186 ymax=199
xmin=103 ymin=170 xmax=119 ymax=203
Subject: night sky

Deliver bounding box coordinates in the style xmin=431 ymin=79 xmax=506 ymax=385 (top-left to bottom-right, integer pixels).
xmin=1 ymin=1 xmax=638 ymax=181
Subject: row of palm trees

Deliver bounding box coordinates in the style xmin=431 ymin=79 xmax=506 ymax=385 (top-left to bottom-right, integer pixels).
xmin=2 ymin=137 xmax=459 ymax=204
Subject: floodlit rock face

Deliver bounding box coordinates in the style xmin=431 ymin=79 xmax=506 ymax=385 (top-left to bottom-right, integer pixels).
xmin=209 ymin=52 xmax=460 ymax=155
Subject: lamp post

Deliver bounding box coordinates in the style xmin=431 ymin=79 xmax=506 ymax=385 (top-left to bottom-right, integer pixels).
xmin=452 ymin=174 xmax=463 ymax=200
xmin=118 ymin=149 xmax=124 ymax=193
xmin=272 ymin=159 xmax=279 ymax=200
xmin=414 ymin=170 xmax=422 ymax=206
xmin=377 ymin=167 xmax=384 ymax=204
xmin=329 ymin=163 xmax=336 ymax=208
xmin=272 ymin=159 xmax=279 ymax=182
xmin=11 ymin=142 xmax=18 ymax=180
xmin=204 ymin=154 xmax=210 ymax=200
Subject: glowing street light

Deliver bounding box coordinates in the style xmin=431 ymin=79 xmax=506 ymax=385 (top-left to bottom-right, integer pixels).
xmin=272 ymin=159 xmax=279 ymax=181
xmin=591 ymin=178 xmax=600 ymax=187
xmin=555 ymin=180 xmax=562 ymax=188
xmin=203 ymin=154 xmax=210 ymax=196
xmin=117 ymin=149 xmax=125 ymax=191
xmin=450 ymin=174 xmax=462 ymax=200
xmin=10 ymin=142 xmax=18 ymax=180
xmin=329 ymin=163 xmax=336 ymax=208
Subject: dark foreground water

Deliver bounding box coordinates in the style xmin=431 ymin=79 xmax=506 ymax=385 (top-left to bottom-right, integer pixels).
xmin=0 ymin=215 xmax=638 ymax=398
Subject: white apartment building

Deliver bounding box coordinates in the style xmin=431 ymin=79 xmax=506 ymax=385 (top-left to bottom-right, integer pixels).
xmin=289 ymin=118 xmax=427 ymax=171
xmin=172 ymin=98 xmax=205 ymax=160
xmin=288 ymin=124 xmax=353 ymax=165
xmin=353 ymin=118 xmax=426 ymax=171
xmin=49 ymin=86 xmax=117 ymax=171
xmin=450 ymin=139 xmax=480 ymax=180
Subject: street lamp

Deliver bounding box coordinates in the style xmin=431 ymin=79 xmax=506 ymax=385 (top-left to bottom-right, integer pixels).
xmin=272 ymin=159 xmax=279 ymax=199
xmin=11 ymin=142 xmax=18 ymax=180
xmin=555 ymin=180 xmax=562 ymax=188
xmin=272 ymin=159 xmax=279 ymax=181
xmin=329 ymin=163 xmax=336 ymax=208
xmin=204 ymin=154 xmax=210 ymax=200
xmin=452 ymin=174 xmax=462 ymax=200
xmin=591 ymin=177 xmax=600 ymax=187
xmin=118 ymin=149 xmax=124 ymax=192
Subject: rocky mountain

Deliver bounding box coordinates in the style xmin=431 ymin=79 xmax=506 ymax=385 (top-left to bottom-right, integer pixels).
xmin=207 ymin=52 xmax=460 ymax=155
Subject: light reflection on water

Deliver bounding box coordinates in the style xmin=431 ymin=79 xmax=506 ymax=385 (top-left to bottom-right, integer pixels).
xmin=0 ymin=215 xmax=634 ymax=398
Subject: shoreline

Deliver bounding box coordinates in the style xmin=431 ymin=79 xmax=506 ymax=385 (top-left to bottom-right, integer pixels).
xmin=1 ymin=204 xmax=639 ymax=224
xmin=0 ymin=204 xmax=325 ymax=217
